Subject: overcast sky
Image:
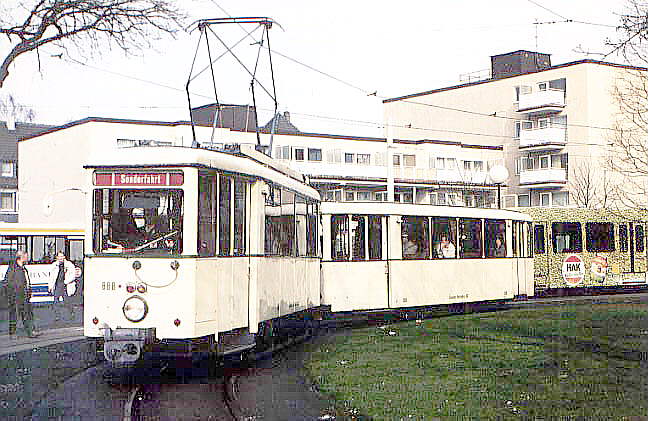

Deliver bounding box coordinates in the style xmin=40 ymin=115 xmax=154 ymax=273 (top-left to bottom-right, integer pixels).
xmin=1 ymin=0 xmax=631 ymax=137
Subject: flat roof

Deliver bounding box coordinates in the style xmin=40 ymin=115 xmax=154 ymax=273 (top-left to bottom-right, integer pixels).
xmin=383 ymin=59 xmax=648 ymax=104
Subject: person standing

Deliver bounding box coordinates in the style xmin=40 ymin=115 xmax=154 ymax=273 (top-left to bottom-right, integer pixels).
xmin=49 ymin=251 xmax=76 ymax=322
xmin=5 ymin=250 xmax=38 ymax=338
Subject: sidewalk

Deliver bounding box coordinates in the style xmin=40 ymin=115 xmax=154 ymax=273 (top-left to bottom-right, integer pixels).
xmin=0 ymin=302 xmax=86 ymax=356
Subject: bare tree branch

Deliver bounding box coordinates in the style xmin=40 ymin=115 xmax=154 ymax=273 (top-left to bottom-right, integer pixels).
xmin=0 ymin=0 xmax=185 ymax=88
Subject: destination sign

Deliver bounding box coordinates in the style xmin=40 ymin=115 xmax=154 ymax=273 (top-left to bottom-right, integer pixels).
xmin=94 ymin=172 xmax=184 ymax=186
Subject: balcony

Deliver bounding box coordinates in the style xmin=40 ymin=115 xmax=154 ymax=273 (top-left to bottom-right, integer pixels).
xmin=519 ymin=126 xmax=567 ymax=150
xmin=519 ymin=168 xmax=567 ymax=187
xmin=518 ymin=89 xmax=565 ymax=114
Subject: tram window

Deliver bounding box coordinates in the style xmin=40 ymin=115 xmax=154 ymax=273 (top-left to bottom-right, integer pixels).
xmin=552 ymin=222 xmax=582 ymax=253
xmin=431 ymin=217 xmax=457 ymax=259
xmin=527 ymin=222 xmax=534 ymax=257
xmin=264 ymin=187 xmax=295 ymax=257
xmin=485 ymin=219 xmax=506 ymax=258
xmin=69 ymin=240 xmax=84 ymax=264
xmin=218 ymin=176 xmax=232 ymax=256
xmin=636 ymin=225 xmax=645 ymax=252
xmin=459 ymin=218 xmax=483 ymax=258
xmin=331 ymin=215 xmax=349 ymax=261
xmin=401 ymin=216 xmax=429 ymax=259
xmin=93 ymin=188 xmax=184 ymax=255
xmin=351 ymin=215 xmax=366 ymax=260
xmin=534 ymin=224 xmax=545 ymax=254
xmin=306 ymin=203 xmax=318 ymax=257
xmin=233 ymin=179 xmax=247 ymax=256
xmin=296 ymin=196 xmax=308 ymax=257
xmin=586 ymin=222 xmax=615 ymax=252
xmin=368 ymin=215 xmax=382 ymax=260
xmin=198 ymin=173 xmax=217 ymax=257
xmin=512 ymin=221 xmax=518 ymax=257
xmin=619 ymin=224 xmax=628 ymax=252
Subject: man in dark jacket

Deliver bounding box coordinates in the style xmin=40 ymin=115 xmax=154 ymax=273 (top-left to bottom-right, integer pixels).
xmin=5 ymin=250 xmax=39 ymax=338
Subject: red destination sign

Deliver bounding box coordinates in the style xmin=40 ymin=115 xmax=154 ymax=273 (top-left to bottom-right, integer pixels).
xmin=94 ymin=172 xmax=184 ymax=186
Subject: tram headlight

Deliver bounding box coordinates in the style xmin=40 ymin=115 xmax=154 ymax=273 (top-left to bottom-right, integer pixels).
xmin=122 ymin=296 xmax=148 ymax=322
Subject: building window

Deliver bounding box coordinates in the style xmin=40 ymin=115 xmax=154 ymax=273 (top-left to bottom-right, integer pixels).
xmin=463 ymin=161 xmax=472 ymax=171
xmin=552 ymin=222 xmax=582 ymax=253
xmin=345 ymin=192 xmax=355 ymax=201
xmin=446 ymin=158 xmax=456 ymax=169
xmin=357 ymin=154 xmax=371 ymax=165
xmin=0 ymin=192 xmax=15 ymax=211
xmin=308 ymin=148 xmax=322 ymax=161
xmin=538 ymin=82 xmax=548 ymax=91
xmin=474 ymin=161 xmax=483 ymax=171
xmin=393 ymin=154 xmax=401 ymax=166
xmin=515 ymin=121 xmax=521 ymax=138
xmin=552 ymin=191 xmax=569 ymax=206
xmin=403 ymin=154 xmax=416 ymax=167
xmin=517 ymin=194 xmax=530 ymax=207
xmin=294 ymin=148 xmax=304 ymax=161
xmin=325 ymin=191 xmax=334 ymax=201
xmin=1 ymin=162 xmax=15 ymax=177
xmin=357 ymin=191 xmax=370 ymax=201
xmin=327 ymin=149 xmax=342 ymax=163
xmin=374 ymin=192 xmax=385 ymax=201
xmin=429 ymin=156 xmax=435 ymax=169
xmin=437 ymin=193 xmax=447 ymax=205
xmin=345 ymin=153 xmax=354 ymax=164
xmin=429 ymin=193 xmax=437 ymax=205
xmin=538 ymin=118 xmax=549 ymax=129
xmin=436 ymin=157 xmax=445 ymax=169
xmin=540 ymin=156 xmax=549 ymax=169
xmin=534 ymin=224 xmax=546 ymax=254
xmin=540 ymin=193 xmax=550 ymax=207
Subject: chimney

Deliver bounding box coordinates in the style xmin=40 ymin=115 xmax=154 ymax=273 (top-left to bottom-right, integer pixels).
xmin=283 ymin=111 xmax=290 ymax=122
xmin=6 ymin=117 xmax=15 ymax=131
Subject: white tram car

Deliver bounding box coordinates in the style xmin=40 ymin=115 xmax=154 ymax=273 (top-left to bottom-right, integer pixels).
xmin=320 ymin=202 xmax=535 ymax=313
xmin=83 ymin=145 xmax=320 ymax=366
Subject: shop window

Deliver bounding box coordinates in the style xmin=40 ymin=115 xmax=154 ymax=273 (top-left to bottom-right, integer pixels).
xmin=552 ymin=222 xmax=582 ymax=253
xmin=401 ymin=216 xmax=429 ymax=259
xmin=459 ymin=218 xmax=483 ymax=258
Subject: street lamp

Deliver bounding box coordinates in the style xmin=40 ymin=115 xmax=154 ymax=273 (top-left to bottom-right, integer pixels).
xmin=488 ymin=165 xmax=509 ymax=209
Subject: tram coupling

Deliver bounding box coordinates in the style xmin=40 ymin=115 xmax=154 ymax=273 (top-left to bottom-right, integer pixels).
xmin=102 ymin=327 xmax=155 ymax=366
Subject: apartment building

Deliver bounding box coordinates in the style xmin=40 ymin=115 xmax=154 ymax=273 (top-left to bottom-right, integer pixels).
xmin=383 ymin=50 xmax=646 ymax=208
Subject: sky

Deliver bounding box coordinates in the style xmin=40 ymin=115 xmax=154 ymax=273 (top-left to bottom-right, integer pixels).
xmin=0 ymin=0 xmax=633 ymax=137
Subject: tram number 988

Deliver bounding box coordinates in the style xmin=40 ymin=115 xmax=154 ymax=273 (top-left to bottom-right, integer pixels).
xmin=102 ymin=281 xmax=116 ymax=291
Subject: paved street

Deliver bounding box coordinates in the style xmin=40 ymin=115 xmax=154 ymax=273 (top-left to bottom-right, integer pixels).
xmin=0 ymin=301 xmax=83 ymax=335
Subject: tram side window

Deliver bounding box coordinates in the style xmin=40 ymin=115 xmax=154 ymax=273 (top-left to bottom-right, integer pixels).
xmin=586 ymin=222 xmax=615 ymax=252
xmin=619 ymin=224 xmax=628 ymax=252
xmin=512 ymin=221 xmax=518 ymax=257
xmin=552 ymin=222 xmax=582 ymax=253
xmin=368 ymin=215 xmax=382 ymax=260
xmin=331 ymin=215 xmax=349 ymax=261
xmin=431 ymin=217 xmax=457 ymax=259
xmin=401 ymin=216 xmax=429 ymax=259
xmin=264 ymin=187 xmax=296 ymax=257
xmin=296 ymin=196 xmax=308 ymax=257
xmin=69 ymin=239 xmax=84 ymax=264
xmin=636 ymin=225 xmax=645 ymax=253
xmin=219 ymin=175 xmax=232 ymax=256
xmin=233 ymin=179 xmax=247 ymax=256
xmin=534 ymin=224 xmax=545 ymax=254
xmin=350 ymin=215 xmax=366 ymax=260
xmin=485 ymin=219 xmax=506 ymax=258
xmin=31 ymin=236 xmax=57 ymax=263
xmin=198 ymin=172 xmax=217 ymax=257
xmin=459 ymin=218 xmax=483 ymax=258
xmin=306 ymin=203 xmax=318 ymax=257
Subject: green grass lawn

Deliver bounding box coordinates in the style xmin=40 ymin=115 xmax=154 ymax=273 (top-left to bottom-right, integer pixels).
xmin=302 ymin=302 xmax=648 ymax=419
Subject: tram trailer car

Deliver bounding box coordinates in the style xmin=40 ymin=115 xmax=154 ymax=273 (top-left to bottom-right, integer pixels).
xmin=320 ymin=202 xmax=534 ymax=313
xmin=524 ymin=207 xmax=648 ymax=295
xmin=83 ymin=145 xmax=321 ymax=366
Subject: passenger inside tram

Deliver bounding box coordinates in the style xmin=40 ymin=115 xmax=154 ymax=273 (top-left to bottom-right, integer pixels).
xmin=401 ymin=231 xmax=418 ymax=258
xmin=435 ymin=234 xmax=456 ymax=258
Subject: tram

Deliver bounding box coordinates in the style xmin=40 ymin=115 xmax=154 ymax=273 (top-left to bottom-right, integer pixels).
xmin=0 ymin=224 xmax=84 ymax=303
xmin=526 ymin=207 xmax=648 ymax=294
xmin=83 ymin=145 xmax=320 ymax=366
xmin=320 ymin=203 xmax=535 ymax=313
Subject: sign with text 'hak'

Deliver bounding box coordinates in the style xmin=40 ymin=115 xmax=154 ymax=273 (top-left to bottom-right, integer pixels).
xmin=562 ymin=254 xmax=585 ymax=286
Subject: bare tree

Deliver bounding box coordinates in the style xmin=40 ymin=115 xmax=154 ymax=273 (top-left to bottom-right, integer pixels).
xmin=0 ymin=93 xmax=35 ymax=122
xmin=570 ymin=161 xmax=621 ymax=209
xmin=0 ymin=0 xmax=185 ymax=88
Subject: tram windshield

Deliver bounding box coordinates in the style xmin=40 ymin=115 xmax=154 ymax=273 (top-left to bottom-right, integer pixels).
xmin=93 ymin=189 xmax=183 ymax=255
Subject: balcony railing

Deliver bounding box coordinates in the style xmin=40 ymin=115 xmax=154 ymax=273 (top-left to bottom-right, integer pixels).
xmin=518 ymin=88 xmax=565 ymax=112
xmin=519 ymin=126 xmax=567 ymax=148
xmin=519 ymin=168 xmax=567 ymax=185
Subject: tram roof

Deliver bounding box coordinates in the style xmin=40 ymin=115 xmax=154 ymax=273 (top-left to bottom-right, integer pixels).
xmin=321 ymin=202 xmax=533 ymax=221
xmin=85 ymin=145 xmax=320 ymax=201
